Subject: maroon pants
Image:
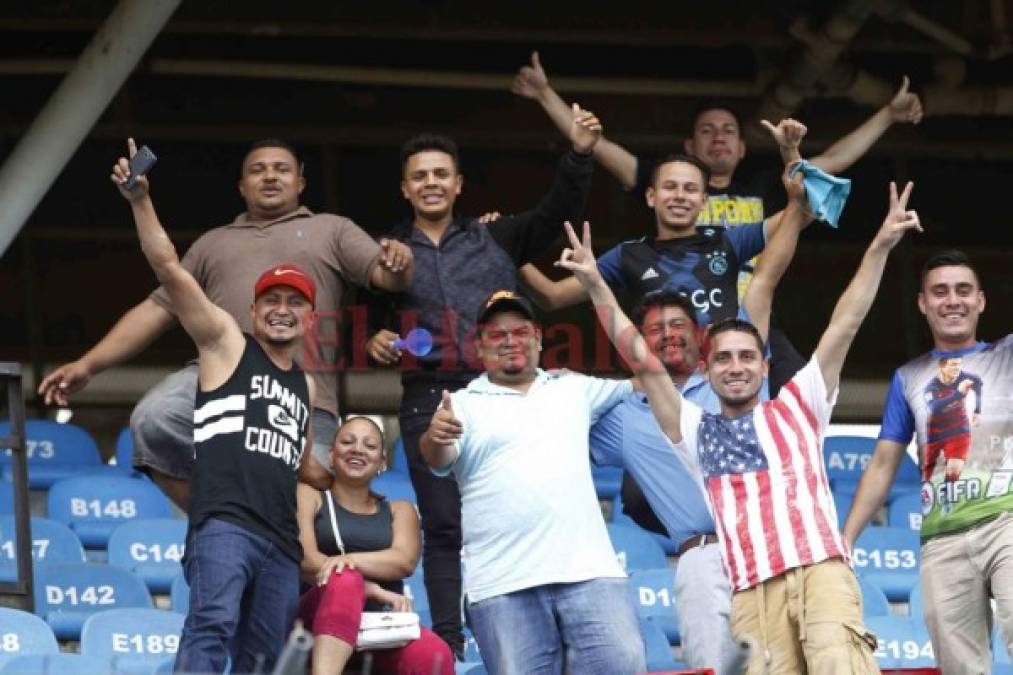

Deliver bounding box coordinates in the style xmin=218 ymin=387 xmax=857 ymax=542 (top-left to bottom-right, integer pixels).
xmin=299 ymin=568 xmax=454 ymax=675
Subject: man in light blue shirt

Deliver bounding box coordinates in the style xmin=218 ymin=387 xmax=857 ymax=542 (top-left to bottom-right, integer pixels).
xmin=419 ymin=290 xmax=644 ymax=675
xmin=589 ymin=159 xmax=810 ymax=673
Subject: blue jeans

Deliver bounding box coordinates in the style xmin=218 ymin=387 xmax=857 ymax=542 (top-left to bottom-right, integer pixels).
xmin=466 ymin=578 xmax=645 ymax=675
xmin=174 ymin=518 xmax=300 ymax=674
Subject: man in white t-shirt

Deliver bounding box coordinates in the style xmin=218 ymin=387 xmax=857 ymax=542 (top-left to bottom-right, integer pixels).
xmin=419 ymin=290 xmax=644 ymax=675
xmin=560 ymin=178 xmax=923 ymax=674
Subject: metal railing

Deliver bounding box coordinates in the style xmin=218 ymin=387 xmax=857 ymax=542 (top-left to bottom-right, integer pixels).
xmin=0 ymin=362 xmax=34 ymax=610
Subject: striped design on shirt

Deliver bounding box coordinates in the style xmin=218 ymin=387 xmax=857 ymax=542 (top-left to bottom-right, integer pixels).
xmin=193 ymin=394 xmax=246 ymax=444
xmin=702 ymin=372 xmax=847 ymax=591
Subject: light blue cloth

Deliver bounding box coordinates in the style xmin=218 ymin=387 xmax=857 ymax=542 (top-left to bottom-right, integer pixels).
xmin=789 ymin=160 xmax=852 ymax=228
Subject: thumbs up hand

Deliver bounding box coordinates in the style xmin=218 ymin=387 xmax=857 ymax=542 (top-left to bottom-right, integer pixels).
xmin=428 ymin=389 xmax=463 ymax=445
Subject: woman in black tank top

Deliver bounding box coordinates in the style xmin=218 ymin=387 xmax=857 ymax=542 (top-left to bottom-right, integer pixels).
xmin=295 ymin=417 xmax=453 ymax=675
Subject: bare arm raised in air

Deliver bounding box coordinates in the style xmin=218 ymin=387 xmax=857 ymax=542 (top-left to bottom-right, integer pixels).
xmin=513 ymin=51 xmax=639 ymax=189
xmin=556 ymin=221 xmax=684 ymax=443
xmin=813 ymin=181 xmax=922 ymax=395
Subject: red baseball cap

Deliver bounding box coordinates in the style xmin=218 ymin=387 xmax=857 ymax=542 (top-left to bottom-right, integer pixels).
xmin=253 ymin=264 xmax=316 ymax=306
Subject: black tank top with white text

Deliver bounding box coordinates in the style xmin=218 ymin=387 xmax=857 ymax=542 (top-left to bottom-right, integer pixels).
xmin=189 ymin=335 xmax=310 ymax=562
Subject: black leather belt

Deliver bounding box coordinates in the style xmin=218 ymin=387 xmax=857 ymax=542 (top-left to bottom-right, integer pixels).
xmin=677 ymin=533 xmax=719 ymax=556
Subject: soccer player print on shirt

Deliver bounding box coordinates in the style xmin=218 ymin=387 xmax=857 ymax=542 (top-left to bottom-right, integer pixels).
xmin=921 ymin=356 xmax=983 ymax=484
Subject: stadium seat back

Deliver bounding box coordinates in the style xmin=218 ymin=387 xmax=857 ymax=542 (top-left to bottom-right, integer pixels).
xmin=389 ymin=437 xmax=409 ymax=475
xmin=108 ymin=519 xmax=187 ymax=594
xmin=114 ymin=428 xmax=137 ymax=475
xmin=0 ymin=516 xmax=85 ymax=582
xmin=823 ymin=435 xmax=877 ymax=484
xmin=0 ymin=653 xmax=110 ymax=674
xmin=33 ymin=563 xmax=152 ymax=640
xmin=0 ymin=483 xmax=12 ymax=516
xmin=995 ymin=627 xmax=1012 ymax=666
xmin=865 ymin=616 xmax=935 ymax=668
xmin=628 ymin=568 xmax=680 ymax=644
xmin=372 ymin=474 xmax=417 ymax=505
xmin=81 ymin=608 xmax=184 ymax=670
xmin=639 ymin=618 xmax=677 ymax=672
xmin=853 ymin=526 xmax=921 ymax=601
xmin=402 ymin=569 xmax=429 ymax=613
xmin=170 ymin=575 xmax=189 ymax=615
xmin=0 ymin=420 xmax=101 ymax=488
xmin=606 ymin=523 xmax=667 ymax=572
xmin=857 ymin=577 xmax=890 ymax=617
xmin=47 ymin=475 xmax=173 ymax=548
xmin=0 ymin=608 xmax=58 ymax=666
xmin=590 ymin=464 xmax=622 ymax=499
xmin=888 ymin=490 xmax=925 ymax=531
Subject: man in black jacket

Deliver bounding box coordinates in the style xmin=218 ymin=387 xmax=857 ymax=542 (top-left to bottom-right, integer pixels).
xmin=365 ymin=104 xmax=602 ymax=655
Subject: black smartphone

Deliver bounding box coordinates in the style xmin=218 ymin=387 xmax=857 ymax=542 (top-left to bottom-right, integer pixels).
xmin=125 ymin=145 xmax=157 ymax=190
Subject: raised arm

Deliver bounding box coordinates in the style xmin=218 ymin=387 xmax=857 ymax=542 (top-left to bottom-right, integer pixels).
xmin=741 ymin=119 xmax=812 ymax=341
xmin=557 ymin=221 xmax=684 ymax=443
xmin=742 ymin=173 xmax=809 ymax=343
xmin=811 ymin=76 xmax=923 ymax=174
xmin=512 ymin=51 xmax=639 ymax=189
xmin=756 ymin=117 xmax=812 ymax=239
xmin=485 ymin=102 xmax=599 ymax=266
xmin=814 ymin=181 xmax=922 ymax=393
xmin=38 ymin=298 xmax=175 ymax=406
xmin=112 ymin=140 xmax=239 ymax=358
xmin=518 ymin=264 xmax=589 ymax=312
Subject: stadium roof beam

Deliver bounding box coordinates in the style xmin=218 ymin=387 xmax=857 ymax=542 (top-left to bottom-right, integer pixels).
xmin=0 ymin=0 xmax=181 ymax=257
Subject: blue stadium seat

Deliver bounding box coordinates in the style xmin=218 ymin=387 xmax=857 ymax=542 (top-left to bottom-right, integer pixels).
xmin=865 ymin=616 xmax=935 ymax=668
xmin=403 ymin=569 xmax=429 ymax=613
xmin=639 ymin=618 xmax=677 ymax=672
xmin=459 ymin=664 xmax=486 ymax=675
xmin=610 ymin=494 xmax=680 ymax=555
xmin=853 ymin=526 xmax=921 ymax=601
xmin=628 ymin=568 xmax=679 ymax=644
xmin=887 ymin=490 xmax=924 ymax=532
xmin=607 ymin=523 xmax=667 ymax=572
xmin=462 ymin=627 xmax=482 ymax=664
xmin=108 ymin=519 xmax=187 ymax=594
xmin=908 ymin=583 xmax=925 ymax=625
xmin=832 ymin=491 xmax=853 ymax=528
xmin=0 ymin=608 xmax=58 ymax=667
xmin=81 ymin=608 xmax=184 ymax=674
xmin=33 ymin=563 xmax=152 ymax=640
xmin=114 ymin=427 xmax=139 ymax=476
xmin=170 ymin=575 xmax=189 ymax=615
xmin=0 ymin=420 xmax=102 ymax=488
xmin=47 ymin=475 xmax=173 ymax=549
xmin=0 ymin=653 xmax=111 ymax=674
xmin=824 ymin=435 xmax=921 ymax=497
xmin=591 ymin=465 xmax=622 ymax=500
xmin=857 ymin=577 xmax=890 ymax=618
xmin=995 ymin=626 xmax=1012 ymax=669
xmin=0 ymin=482 xmax=12 ymax=516
xmin=0 ymin=516 xmax=85 ymax=582
xmin=372 ymin=473 xmax=417 ymax=505
xmin=389 ymin=437 xmax=409 ymax=475
xmin=153 ymin=656 xmax=176 ymax=675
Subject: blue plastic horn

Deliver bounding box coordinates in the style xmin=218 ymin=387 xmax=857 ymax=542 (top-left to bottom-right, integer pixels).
xmin=393 ymin=328 xmax=433 ymax=357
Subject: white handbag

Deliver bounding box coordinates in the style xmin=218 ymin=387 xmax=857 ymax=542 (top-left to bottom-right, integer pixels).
xmin=356 ymin=611 xmax=422 ymax=651
xmin=324 ymin=492 xmax=422 ymax=651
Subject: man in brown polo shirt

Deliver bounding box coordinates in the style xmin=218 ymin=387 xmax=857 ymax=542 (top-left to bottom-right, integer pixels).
xmin=39 ymin=138 xmax=413 ymax=506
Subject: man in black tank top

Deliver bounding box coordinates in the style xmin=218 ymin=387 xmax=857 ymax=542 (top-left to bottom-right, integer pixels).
xmin=112 ymin=140 xmax=317 ymax=674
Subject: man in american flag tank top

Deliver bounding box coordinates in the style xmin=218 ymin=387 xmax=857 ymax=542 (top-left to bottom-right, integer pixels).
xmin=561 ymin=179 xmax=924 ymax=673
